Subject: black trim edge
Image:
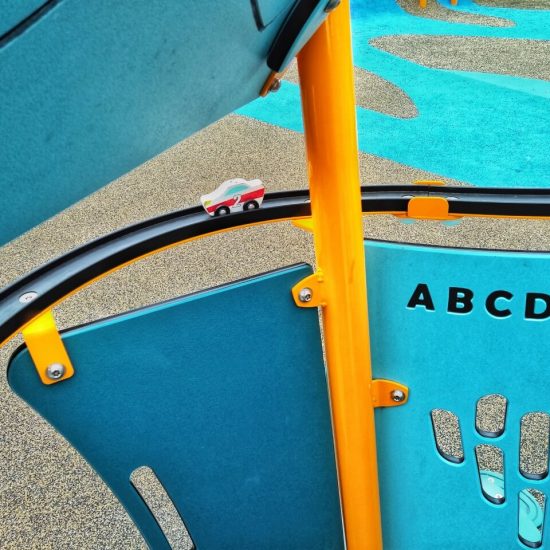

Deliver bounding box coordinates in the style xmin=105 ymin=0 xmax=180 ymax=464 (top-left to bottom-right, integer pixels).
xmin=3 ymin=185 xmax=550 ymax=343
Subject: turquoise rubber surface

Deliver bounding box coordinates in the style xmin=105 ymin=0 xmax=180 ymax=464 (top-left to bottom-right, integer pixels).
xmin=239 ymin=0 xmax=550 ymax=188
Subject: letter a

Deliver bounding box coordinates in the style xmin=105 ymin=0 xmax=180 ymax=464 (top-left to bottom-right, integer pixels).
xmin=407 ymin=284 xmax=435 ymax=311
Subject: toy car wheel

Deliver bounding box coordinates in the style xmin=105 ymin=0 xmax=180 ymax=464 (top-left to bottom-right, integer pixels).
xmin=244 ymin=200 xmax=259 ymax=211
xmin=215 ymin=206 xmax=230 ymax=216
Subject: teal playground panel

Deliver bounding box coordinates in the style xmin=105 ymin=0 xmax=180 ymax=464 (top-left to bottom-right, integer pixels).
xmin=9 ymin=242 xmax=550 ymax=548
xmin=9 ymin=265 xmax=344 ymax=550
xmin=368 ymin=242 xmax=550 ymax=549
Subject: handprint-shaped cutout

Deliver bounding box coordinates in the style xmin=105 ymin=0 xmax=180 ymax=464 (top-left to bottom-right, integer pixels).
xmin=431 ymin=409 xmax=464 ymax=463
xmin=431 ymin=396 xmax=549 ymax=548
xmin=476 ymin=394 xmax=507 ymax=438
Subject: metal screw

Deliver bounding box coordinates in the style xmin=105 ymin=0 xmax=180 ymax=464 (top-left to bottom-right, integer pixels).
xmin=391 ymin=389 xmax=406 ymax=402
xmin=298 ymin=287 xmax=313 ymax=303
xmin=46 ymin=363 xmax=66 ymax=380
xmin=269 ymin=78 xmax=282 ymax=93
xmin=324 ymin=0 xmax=341 ymax=12
xmin=19 ymin=291 xmax=38 ymax=304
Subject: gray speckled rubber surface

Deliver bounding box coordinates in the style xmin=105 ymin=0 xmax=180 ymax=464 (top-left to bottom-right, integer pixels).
xmin=371 ymin=35 xmax=550 ymax=81
xmin=397 ymin=0 xmax=513 ymax=26
xmin=474 ymin=0 xmax=550 ymax=9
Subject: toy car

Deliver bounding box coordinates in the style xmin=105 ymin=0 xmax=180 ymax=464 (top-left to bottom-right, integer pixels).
xmin=200 ymin=178 xmax=265 ymax=216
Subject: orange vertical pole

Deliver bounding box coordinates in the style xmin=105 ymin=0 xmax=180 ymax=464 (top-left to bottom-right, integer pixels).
xmin=297 ymin=2 xmax=383 ymax=549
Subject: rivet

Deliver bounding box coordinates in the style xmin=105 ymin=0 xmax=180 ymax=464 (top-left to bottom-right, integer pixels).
xmin=269 ymin=78 xmax=282 ymax=93
xmin=324 ymin=0 xmax=341 ymax=12
xmin=391 ymin=389 xmax=406 ymax=402
xmin=46 ymin=363 xmax=66 ymax=380
xmin=298 ymin=287 xmax=313 ymax=303
xmin=19 ymin=291 xmax=38 ymax=304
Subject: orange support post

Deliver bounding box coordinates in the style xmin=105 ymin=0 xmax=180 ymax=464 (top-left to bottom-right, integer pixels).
xmin=297 ymin=2 xmax=383 ymax=549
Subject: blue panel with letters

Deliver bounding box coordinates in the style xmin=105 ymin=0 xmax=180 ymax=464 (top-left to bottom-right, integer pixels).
xmin=365 ymin=241 xmax=550 ymax=549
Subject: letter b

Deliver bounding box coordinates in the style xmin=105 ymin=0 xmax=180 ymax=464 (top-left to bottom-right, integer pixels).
xmin=448 ymin=287 xmax=474 ymax=314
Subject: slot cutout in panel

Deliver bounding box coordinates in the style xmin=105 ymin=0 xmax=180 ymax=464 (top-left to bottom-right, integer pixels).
xmin=519 ymin=489 xmax=546 ymax=549
xmin=130 ymin=466 xmax=195 ymax=550
xmin=476 ymin=444 xmax=505 ymax=505
xmin=520 ymin=413 xmax=550 ymax=480
xmin=431 ymin=409 xmax=464 ymax=463
xmin=476 ymin=394 xmax=507 ymax=438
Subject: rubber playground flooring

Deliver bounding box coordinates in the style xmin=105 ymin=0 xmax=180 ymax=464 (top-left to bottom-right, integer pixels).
xmin=0 ymin=1 xmax=549 ymax=548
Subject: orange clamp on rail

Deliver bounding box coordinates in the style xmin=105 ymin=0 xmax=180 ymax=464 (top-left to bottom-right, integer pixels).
xmin=22 ymin=310 xmax=74 ymax=385
xmin=405 ymin=196 xmax=461 ymax=221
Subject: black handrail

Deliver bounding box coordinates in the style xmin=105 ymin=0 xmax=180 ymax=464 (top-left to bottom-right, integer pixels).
xmin=2 ymin=185 xmax=550 ymax=342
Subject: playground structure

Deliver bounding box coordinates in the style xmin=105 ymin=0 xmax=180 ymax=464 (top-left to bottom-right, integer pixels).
xmin=1 ymin=0 xmax=550 ymax=548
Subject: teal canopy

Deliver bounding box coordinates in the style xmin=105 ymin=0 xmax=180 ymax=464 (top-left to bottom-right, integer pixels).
xmin=0 ymin=0 xmax=328 ymax=245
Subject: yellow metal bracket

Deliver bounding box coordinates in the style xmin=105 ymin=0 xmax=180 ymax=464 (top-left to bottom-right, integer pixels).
xmin=22 ymin=310 xmax=75 ymax=385
xmin=260 ymin=69 xmax=286 ymax=96
xmin=396 ymin=196 xmax=462 ymax=221
xmin=371 ymin=379 xmax=409 ymax=408
xmin=291 ymin=271 xmax=326 ymax=308
xmin=292 ymin=217 xmax=314 ymax=232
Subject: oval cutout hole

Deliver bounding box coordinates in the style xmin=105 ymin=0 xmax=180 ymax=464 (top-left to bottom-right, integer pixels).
xmin=475 ymin=444 xmax=505 ymax=505
xmin=130 ymin=466 xmax=195 ymax=549
xmin=519 ymin=489 xmax=546 ymax=548
xmin=520 ymin=413 xmax=550 ymax=480
xmin=476 ymin=394 xmax=507 ymax=438
xmin=431 ymin=409 xmax=464 ymax=463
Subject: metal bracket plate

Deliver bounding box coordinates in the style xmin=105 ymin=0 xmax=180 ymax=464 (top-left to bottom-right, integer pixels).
xmin=371 ymin=379 xmax=409 ymax=408
xmin=291 ymin=271 xmax=326 ymax=308
xmin=21 ymin=310 xmax=74 ymax=385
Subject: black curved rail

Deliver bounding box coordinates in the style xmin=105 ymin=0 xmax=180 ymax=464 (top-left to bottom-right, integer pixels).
xmin=2 ymin=184 xmax=550 ymax=343
xmin=0 ymin=0 xmax=62 ymax=49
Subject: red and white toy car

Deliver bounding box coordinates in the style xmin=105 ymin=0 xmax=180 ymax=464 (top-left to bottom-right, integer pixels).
xmin=200 ymin=178 xmax=265 ymax=216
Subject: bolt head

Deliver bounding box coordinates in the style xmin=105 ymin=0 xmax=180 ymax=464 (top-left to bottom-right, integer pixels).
xmin=391 ymin=389 xmax=405 ymax=402
xmin=298 ymin=287 xmax=313 ymax=303
xmin=269 ymin=78 xmax=281 ymax=93
xmin=324 ymin=0 xmax=341 ymax=12
xmin=19 ymin=291 xmax=38 ymax=304
xmin=46 ymin=363 xmax=66 ymax=380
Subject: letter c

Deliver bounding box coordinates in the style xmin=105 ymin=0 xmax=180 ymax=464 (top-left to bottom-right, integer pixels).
xmin=485 ymin=290 xmax=512 ymax=318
